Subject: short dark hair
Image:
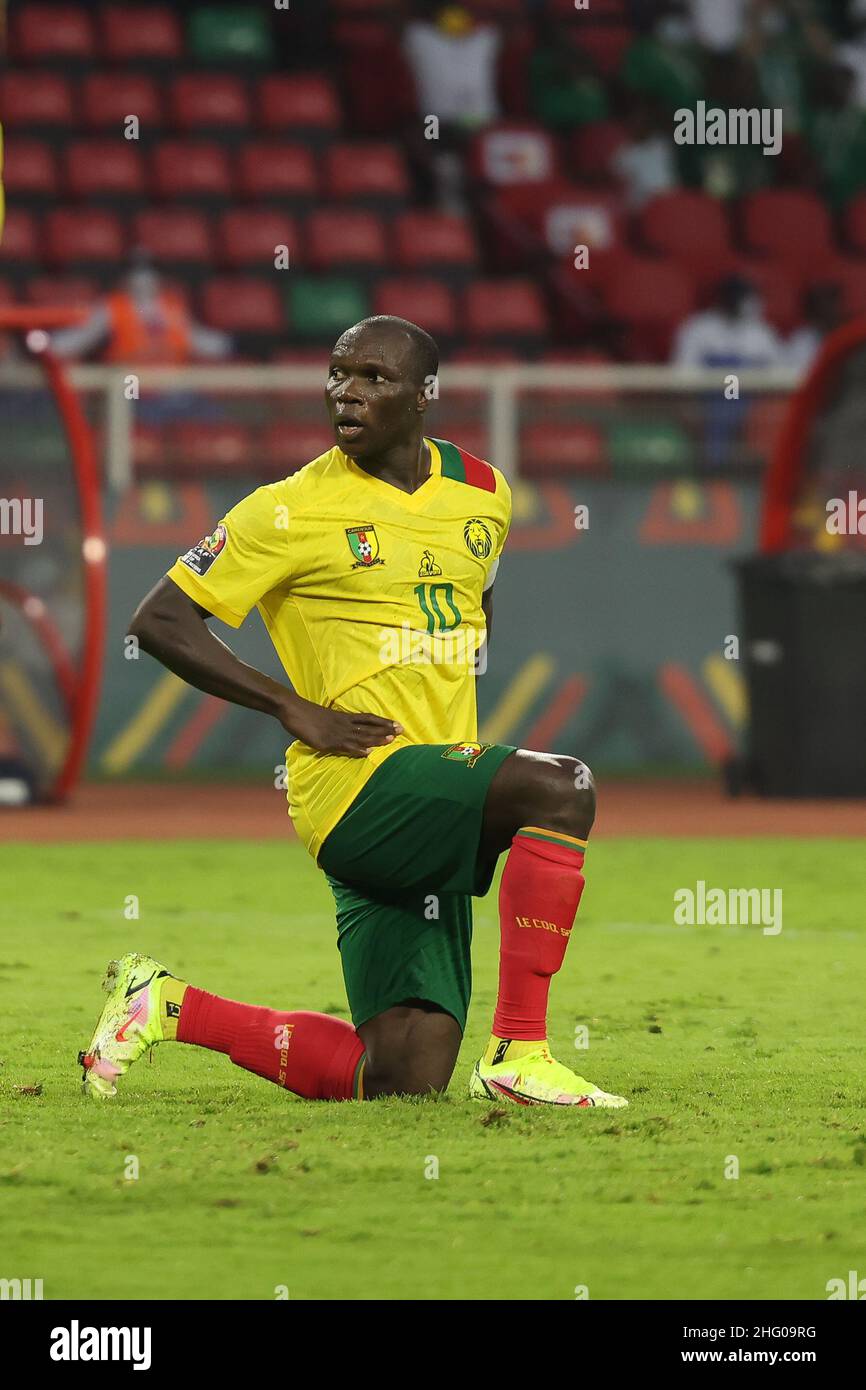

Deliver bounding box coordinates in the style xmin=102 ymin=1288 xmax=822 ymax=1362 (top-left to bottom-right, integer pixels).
xmin=350 ymin=315 xmax=439 ymax=388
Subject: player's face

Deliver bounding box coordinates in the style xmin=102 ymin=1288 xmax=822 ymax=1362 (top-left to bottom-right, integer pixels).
xmin=325 ymin=329 xmax=425 ymax=462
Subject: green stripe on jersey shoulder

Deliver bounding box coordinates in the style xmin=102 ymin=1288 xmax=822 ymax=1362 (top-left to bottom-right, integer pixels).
xmin=431 ymin=438 xmax=465 ymax=483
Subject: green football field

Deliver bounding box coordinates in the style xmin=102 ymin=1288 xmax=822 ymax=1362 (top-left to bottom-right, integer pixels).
xmin=1 ymin=836 xmax=863 ymax=1302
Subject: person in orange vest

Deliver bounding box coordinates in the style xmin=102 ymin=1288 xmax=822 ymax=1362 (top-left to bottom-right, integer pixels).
xmin=49 ymin=253 xmax=231 ymax=363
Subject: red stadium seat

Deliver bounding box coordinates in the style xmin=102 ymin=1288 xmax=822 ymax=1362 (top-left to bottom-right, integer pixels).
xmin=373 ymin=278 xmax=458 ymax=337
xmin=14 ymin=5 xmax=95 ymax=60
xmin=237 ymin=142 xmax=318 ymax=200
xmin=333 ymin=28 xmax=416 ymax=134
xmin=330 ymin=0 xmax=405 ymax=11
xmin=2 ymin=139 xmax=58 ymax=198
xmin=842 ymin=194 xmax=866 ymax=256
xmin=217 ymin=210 xmax=299 ymax=268
xmin=26 ymin=274 xmax=97 ymax=307
xmin=45 ymin=209 xmax=125 ymax=264
xmin=427 ymin=423 xmax=491 ymax=459
xmin=638 ymin=192 xmax=732 ymax=275
xmin=0 ymin=210 xmax=40 ymax=263
xmin=100 ymin=5 xmax=182 ymax=61
xmin=323 ymin=143 xmax=410 ymax=201
xmin=271 ymin=347 xmax=330 ymax=369
xmin=201 ymin=277 xmax=284 ymax=332
xmin=469 ymin=123 xmax=559 ymax=186
xmin=170 ymin=424 xmax=253 ymax=476
xmin=0 ymin=73 xmax=73 ymax=127
xmin=569 ymin=120 xmax=629 ymax=183
xmin=599 ymin=252 xmax=694 ymax=309
xmin=171 ymin=76 xmax=251 ymax=131
xmin=151 ymin=141 xmax=233 ymax=198
xmin=489 ymin=182 xmax=623 ymax=268
xmin=817 ymin=258 xmax=866 ymax=319
xmin=65 ymin=140 xmax=146 ymax=198
xmin=497 ymin=29 xmax=535 ymax=119
xmin=257 ymin=75 xmax=341 ymax=133
xmin=305 ymin=209 xmax=388 ymax=270
xmin=133 ymin=209 xmax=213 ymax=264
xmin=521 ymin=421 xmax=606 ymax=477
xmin=82 ymin=74 xmax=162 ymax=129
xmin=571 ymin=26 xmax=632 ymax=77
xmin=538 ymin=186 xmax=623 ymax=257
xmin=261 ymin=422 xmax=336 ymax=476
xmin=602 ymin=254 xmax=696 ymax=358
xmin=465 ymin=0 xmax=527 ymax=17
xmin=393 ymin=212 xmax=478 ymax=270
xmin=464 ymin=279 xmax=550 ymax=340
xmin=740 ymin=190 xmax=834 ymax=267
xmin=449 ymin=346 xmax=520 ymax=365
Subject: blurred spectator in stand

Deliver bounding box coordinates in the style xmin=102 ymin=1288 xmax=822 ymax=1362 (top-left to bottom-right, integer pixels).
xmin=804 ymin=60 xmax=866 ymax=206
xmin=743 ymin=0 xmax=834 ymax=141
xmin=529 ymin=18 xmax=609 ymax=130
xmin=677 ymin=50 xmax=770 ymax=196
xmin=684 ymin=0 xmax=749 ymax=53
xmin=48 ymin=253 xmax=231 ymax=364
xmin=612 ymin=97 xmax=679 ymax=207
xmin=622 ymin=1 xmax=705 ymax=113
xmin=836 ymin=0 xmax=866 ymax=106
xmin=403 ymin=4 xmax=501 ymax=213
xmin=673 ymin=274 xmax=784 ymax=367
xmin=674 ymin=273 xmax=785 ymax=469
xmin=786 ymin=280 xmax=845 ymax=371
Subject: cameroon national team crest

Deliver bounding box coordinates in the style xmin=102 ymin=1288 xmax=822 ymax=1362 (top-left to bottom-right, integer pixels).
xmin=441 ymin=741 xmax=491 ymax=768
xmin=464 ymin=518 xmax=493 ymax=559
xmin=346 ymin=524 xmax=384 ymax=569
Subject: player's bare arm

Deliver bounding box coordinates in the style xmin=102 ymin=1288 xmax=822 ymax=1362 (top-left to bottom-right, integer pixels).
xmin=129 ymin=575 xmax=401 ymax=759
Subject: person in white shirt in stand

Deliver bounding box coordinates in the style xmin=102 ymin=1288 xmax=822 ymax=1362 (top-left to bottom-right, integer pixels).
xmin=673 ymin=274 xmax=785 ymax=370
xmin=673 ymin=274 xmax=785 ymax=471
xmin=403 ymin=3 xmax=501 ymax=213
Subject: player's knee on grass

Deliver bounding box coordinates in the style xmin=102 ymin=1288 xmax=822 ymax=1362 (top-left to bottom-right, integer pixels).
xmin=359 ymin=1002 xmax=462 ymax=1099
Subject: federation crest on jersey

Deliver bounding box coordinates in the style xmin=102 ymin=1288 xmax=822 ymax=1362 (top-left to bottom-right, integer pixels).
xmin=346 ymin=524 xmax=384 ymax=568
xmin=441 ymin=741 xmax=491 ymax=768
xmin=464 ymin=518 xmax=493 ymax=560
xmin=180 ymin=523 xmax=227 ymax=577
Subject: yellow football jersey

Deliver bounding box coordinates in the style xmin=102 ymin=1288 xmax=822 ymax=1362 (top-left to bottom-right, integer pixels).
xmin=167 ymin=437 xmax=512 ymax=858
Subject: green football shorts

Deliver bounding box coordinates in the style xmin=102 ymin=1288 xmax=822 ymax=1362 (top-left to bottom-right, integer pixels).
xmin=318 ymin=741 xmax=516 ymax=1031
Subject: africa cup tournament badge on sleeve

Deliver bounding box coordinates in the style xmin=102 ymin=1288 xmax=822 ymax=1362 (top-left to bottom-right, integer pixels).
xmin=181 ymin=524 xmax=228 ymax=577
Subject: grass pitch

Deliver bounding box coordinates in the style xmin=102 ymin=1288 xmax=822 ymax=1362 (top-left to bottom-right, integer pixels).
xmin=1 ymin=836 xmax=864 ymax=1301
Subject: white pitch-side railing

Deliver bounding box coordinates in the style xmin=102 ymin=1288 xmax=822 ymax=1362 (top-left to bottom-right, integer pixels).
xmin=51 ymin=363 xmax=803 ymax=492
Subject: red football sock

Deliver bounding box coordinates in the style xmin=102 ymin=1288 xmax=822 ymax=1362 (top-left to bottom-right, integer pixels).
xmin=492 ymin=827 xmax=588 ymax=1042
xmin=177 ymin=988 xmax=366 ymax=1100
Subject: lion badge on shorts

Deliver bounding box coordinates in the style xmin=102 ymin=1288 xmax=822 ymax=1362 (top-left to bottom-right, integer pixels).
xmin=441 ymin=741 xmax=490 ymax=768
